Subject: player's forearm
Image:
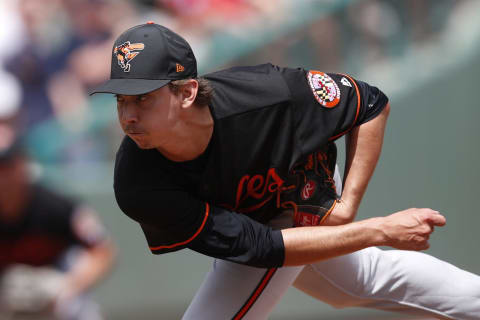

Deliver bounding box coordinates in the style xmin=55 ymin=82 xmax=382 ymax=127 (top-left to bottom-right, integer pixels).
xmin=281 ymin=218 xmax=386 ymax=266
xmin=282 ymin=206 xmax=445 ymax=266
xmin=341 ymin=103 xmax=390 ymax=217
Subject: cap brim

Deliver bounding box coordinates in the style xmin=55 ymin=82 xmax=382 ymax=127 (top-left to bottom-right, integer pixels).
xmin=89 ymin=78 xmax=171 ymax=96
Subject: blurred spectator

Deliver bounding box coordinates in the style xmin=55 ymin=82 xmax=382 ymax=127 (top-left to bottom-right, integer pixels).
xmin=0 ymin=0 xmax=26 ymax=67
xmin=5 ymin=0 xmax=132 ymax=131
xmin=345 ymin=0 xmax=404 ymax=66
xmin=4 ymin=0 xmax=135 ymax=164
xmin=0 ymin=71 xmax=23 ymax=129
xmin=403 ymin=0 xmax=461 ymax=43
xmin=5 ymin=0 xmax=67 ymax=130
xmin=0 ymin=71 xmax=116 ymax=320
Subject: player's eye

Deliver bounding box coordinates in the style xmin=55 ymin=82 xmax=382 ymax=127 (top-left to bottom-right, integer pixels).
xmin=115 ymin=95 xmax=124 ymax=103
xmin=137 ymin=95 xmax=147 ymax=102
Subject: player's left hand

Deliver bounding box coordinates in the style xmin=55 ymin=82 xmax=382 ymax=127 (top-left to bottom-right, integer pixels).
xmin=281 ymin=143 xmax=339 ymax=227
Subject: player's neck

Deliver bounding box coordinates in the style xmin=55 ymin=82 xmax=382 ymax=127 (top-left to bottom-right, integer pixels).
xmin=157 ymin=103 xmax=214 ymax=162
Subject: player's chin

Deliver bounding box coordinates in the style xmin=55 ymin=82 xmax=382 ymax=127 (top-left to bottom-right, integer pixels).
xmin=130 ymin=135 xmax=154 ymax=149
xmin=136 ymin=142 xmax=155 ymax=150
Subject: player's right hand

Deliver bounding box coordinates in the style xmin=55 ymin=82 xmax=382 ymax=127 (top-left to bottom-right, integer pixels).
xmin=379 ymin=208 xmax=446 ymax=251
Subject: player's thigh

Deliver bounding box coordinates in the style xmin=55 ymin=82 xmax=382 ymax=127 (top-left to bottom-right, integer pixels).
xmin=293 ymin=263 xmax=374 ymax=309
xmin=183 ymin=259 xmax=304 ymax=320
xmin=292 ymin=248 xmax=373 ymax=305
xmin=294 ymin=247 xmax=443 ymax=300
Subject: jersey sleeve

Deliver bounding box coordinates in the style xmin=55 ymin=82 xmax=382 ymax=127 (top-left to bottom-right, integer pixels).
xmin=279 ymin=67 xmax=389 ymax=156
xmin=115 ymin=187 xmax=210 ymax=254
xmin=114 ymin=137 xmax=209 ymax=254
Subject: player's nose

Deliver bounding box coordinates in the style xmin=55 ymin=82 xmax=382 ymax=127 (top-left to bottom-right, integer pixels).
xmin=120 ymin=102 xmax=139 ymax=124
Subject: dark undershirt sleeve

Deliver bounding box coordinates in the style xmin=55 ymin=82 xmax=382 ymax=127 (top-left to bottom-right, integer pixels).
xmin=188 ymin=205 xmax=285 ymax=268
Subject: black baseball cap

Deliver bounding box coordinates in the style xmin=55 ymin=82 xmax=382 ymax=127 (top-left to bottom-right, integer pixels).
xmin=90 ymin=22 xmax=197 ymax=96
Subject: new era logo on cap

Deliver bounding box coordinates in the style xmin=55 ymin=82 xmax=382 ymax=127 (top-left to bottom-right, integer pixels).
xmin=176 ymin=63 xmax=185 ymax=73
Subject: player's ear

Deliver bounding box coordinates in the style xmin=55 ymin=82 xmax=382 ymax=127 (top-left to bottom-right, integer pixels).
xmin=180 ymin=79 xmax=199 ymax=109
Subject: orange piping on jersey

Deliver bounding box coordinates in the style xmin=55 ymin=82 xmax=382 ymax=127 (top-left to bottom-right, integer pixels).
xmin=233 ymin=268 xmax=277 ymax=320
xmin=328 ymin=74 xmax=361 ymax=141
xmin=319 ymin=199 xmax=337 ymax=225
xmin=149 ymin=203 xmax=210 ymax=251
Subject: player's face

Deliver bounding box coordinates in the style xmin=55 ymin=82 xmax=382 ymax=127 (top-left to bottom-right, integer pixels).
xmin=116 ymin=86 xmax=182 ymax=149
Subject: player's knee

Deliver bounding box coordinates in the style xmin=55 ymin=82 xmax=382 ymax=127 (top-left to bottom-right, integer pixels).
xmin=365 ymin=250 xmax=432 ymax=297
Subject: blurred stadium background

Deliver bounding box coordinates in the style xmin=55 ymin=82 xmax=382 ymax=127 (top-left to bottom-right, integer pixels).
xmin=1 ymin=0 xmax=480 ymax=318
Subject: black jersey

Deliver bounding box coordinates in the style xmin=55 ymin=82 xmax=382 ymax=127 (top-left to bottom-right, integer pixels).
xmin=114 ymin=64 xmax=388 ymax=268
xmin=0 ymin=185 xmax=104 ymax=269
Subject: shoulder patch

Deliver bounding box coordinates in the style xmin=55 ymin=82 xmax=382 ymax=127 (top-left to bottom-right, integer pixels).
xmin=307 ymin=71 xmax=340 ymax=108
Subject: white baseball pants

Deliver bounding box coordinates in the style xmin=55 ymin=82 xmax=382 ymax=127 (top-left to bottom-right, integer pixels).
xmin=183 ymin=167 xmax=480 ymax=320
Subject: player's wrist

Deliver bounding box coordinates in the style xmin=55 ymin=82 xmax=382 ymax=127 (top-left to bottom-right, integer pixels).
xmin=359 ymin=217 xmax=390 ymax=247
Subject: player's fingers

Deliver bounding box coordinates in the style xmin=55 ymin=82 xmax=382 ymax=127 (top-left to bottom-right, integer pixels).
xmin=415 ymin=234 xmax=431 ymax=250
xmin=426 ymin=212 xmax=446 ymax=227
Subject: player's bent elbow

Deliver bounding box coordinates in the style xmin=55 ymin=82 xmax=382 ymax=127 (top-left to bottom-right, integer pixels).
xmin=382 ymin=102 xmax=391 ymax=118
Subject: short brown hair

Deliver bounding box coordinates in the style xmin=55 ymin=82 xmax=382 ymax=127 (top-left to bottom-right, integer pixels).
xmin=168 ymin=78 xmax=213 ymax=106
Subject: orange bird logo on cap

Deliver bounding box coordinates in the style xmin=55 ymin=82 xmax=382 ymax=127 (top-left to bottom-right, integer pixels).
xmin=114 ymin=41 xmax=145 ymax=72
